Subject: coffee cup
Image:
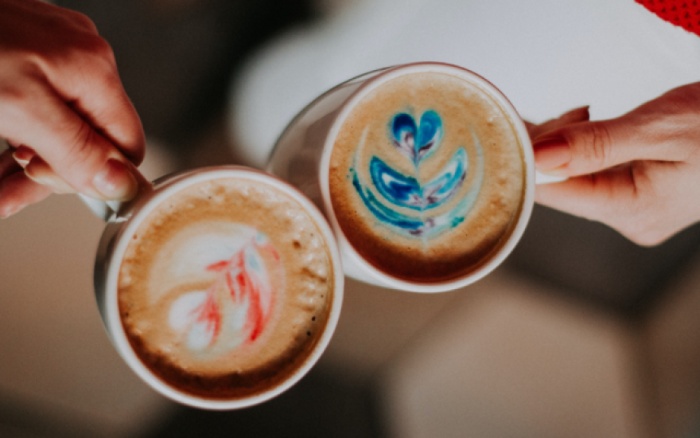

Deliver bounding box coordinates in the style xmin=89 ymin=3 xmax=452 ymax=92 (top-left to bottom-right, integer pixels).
xmin=268 ymin=62 xmax=548 ymax=293
xmin=89 ymin=166 xmax=343 ymax=409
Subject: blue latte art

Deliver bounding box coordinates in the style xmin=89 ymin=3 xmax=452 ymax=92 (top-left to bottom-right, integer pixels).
xmin=350 ymin=110 xmax=484 ymax=238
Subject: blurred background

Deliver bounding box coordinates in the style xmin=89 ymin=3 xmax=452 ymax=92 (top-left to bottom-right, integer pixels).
xmin=2 ymin=0 xmax=700 ymax=436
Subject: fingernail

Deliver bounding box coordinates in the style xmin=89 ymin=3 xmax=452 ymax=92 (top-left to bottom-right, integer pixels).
xmin=533 ymin=136 xmax=571 ymax=173
xmin=0 ymin=205 xmax=18 ymax=219
xmin=12 ymin=146 xmax=34 ymax=167
xmin=0 ymin=200 xmax=25 ymax=218
xmin=92 ymin=159 xmax=138 ymax=200
xmin=568 ymin=105 xmax=590 ymax=119
xmin=0 ymin=195 xmax=22 ymax=219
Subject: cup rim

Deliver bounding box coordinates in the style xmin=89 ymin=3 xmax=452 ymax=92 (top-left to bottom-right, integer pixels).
xmin=102 ymin=165 xmax=344 ymax=409
xmin=319 ymin=61 xmax=535 ymax=293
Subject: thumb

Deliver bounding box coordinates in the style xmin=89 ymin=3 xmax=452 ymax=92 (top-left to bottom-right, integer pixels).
xmin=532 ymin=116 xmax=671 ymax=177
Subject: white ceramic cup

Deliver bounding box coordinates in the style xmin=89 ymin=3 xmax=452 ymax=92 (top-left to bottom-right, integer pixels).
xmin=90 ymin=166 xmax=344 ymax=409
xmin=267 ymin=61 xmax=550 ymax=293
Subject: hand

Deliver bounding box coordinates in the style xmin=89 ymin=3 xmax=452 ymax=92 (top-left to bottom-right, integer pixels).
xmin=0 ymin=0 xmax=145 ymax=218
xmin=532 ymin=82 xmax=700 ymax=246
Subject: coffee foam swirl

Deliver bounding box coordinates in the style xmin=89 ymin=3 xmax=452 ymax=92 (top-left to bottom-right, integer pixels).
xmin=329 ymin=71 xmax=526 ymax=282
xmin=155 ymin=224 xmax=282 ymax=357
xmin=118 ymin=177 xmax=334 ymax=398
xmin=349 ymin=110 xmax=485 ymax=240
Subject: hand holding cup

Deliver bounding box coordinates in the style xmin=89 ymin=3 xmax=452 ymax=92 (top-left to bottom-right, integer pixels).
xmin=0 ymin=0 xmax=144 ymax=218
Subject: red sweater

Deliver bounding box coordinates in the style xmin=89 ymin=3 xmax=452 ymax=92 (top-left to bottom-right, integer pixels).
xmin=636 ymin=0 xmax=700 ymax=36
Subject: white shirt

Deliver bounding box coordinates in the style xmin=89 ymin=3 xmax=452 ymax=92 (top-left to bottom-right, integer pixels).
xmin=228 ymin=0 xmax=700 ymax=167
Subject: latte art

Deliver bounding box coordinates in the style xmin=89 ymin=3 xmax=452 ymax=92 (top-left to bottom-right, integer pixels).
xmin=159 ymin=225 xmax=282 ymax=358
xmin=118 ymin=176 xmax=335 ymax=399
xmin=329 ymin=71 xmax=526 ymax=282
xmin=349 ymin=110 xmax=484 ymax=239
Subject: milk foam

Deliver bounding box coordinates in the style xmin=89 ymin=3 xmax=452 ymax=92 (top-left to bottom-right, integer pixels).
xmin=349 ymin=112 xmax=485 ymax=240
xmin=329 ymin=71 xmax=526 ymax=281
xmin=118 ymin=177 xmax=334 ymax=398
xmin=152 ymin=224 xmax=280 ymax=357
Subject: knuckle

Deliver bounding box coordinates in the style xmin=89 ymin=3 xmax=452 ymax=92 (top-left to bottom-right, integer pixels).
xmin=86 ymin=35 xmax=115 ymax=61
xmin=67 ymin=120 xmax=93 ymax=157
xmin=56 ymin=34 xmax=119 ymax=90
xmin=60 ymin=121 xmax=99 ymax=180
xmin=85 ymin=39 xmax=119 ymax=81
xmin=70 ymin=33 xmax=115 ymax=65
xmin=40 ymin=34 xmax=117 ymax=82
xmin=63 ymin=8 xmax=100 ymax=34
xmin=581 ymin=123 xmax=614 ymax=169
xmin=611 ymin=201 xmax=667 ymax=247
xmin=622 ymin=224 xmax=668 ymax=247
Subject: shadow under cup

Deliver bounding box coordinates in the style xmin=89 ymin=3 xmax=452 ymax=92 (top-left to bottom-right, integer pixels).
xmin=268 ymin=62 xmax=535 ymax=293
xmin=94 ymin=167 xmax=343 ymax=409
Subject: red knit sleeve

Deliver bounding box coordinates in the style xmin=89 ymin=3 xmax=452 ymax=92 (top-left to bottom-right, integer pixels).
xmin=635 ymin=0 xmax=700 ymax=36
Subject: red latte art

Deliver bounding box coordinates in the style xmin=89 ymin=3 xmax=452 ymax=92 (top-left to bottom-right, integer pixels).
xmin=169 ymin=234 xmax=283 ymax=352
xmin=117 ymin=176 xmax=336 ymax=400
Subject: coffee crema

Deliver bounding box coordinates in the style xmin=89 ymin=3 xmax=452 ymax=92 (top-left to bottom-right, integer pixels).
xmin=118 ymin=177 xmax=334 ymax=399
xmin=329 ymin=71 xmax=526 ymax=282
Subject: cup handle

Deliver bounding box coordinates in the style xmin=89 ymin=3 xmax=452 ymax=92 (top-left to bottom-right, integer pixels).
xmin=78 ymin=194 xmax=123 ymax=222
xmin=78 ymin=171 xmax=154 ymax=222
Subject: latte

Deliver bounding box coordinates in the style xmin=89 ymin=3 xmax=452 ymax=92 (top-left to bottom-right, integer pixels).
xmin=329 ymin=71 xmax=526 ymax=282
xmin=117 ymin=175 xmax=336 ymax=400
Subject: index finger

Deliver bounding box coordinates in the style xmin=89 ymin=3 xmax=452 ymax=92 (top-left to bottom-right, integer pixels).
xmin=39 ymin=34 xmax=145 ymax=165
xmin=0 ymin=77 xmax=140 ymax=201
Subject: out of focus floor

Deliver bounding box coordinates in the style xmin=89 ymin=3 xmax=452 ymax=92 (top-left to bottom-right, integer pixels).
xmin=2 ymin=1 xmax=700 ymax=437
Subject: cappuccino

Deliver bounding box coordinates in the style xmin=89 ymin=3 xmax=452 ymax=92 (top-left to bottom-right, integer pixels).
xmin=117 ymin=175 xmax=336 ymax=400
xmin=329 ymin=71 xmax=526 ymax=282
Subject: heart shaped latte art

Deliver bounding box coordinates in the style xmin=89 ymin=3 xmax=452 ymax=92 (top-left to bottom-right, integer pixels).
xmin=350 ymin=110 xmax=483 ymax=238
